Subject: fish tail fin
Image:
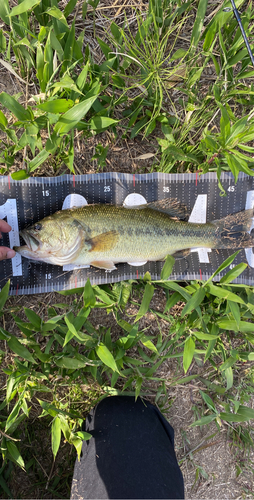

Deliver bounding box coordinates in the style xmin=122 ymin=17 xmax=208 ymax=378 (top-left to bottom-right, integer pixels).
xmin=213 ymin=208 xmax=254 ymax=249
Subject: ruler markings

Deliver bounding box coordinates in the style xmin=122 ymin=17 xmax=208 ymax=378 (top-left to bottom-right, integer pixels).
xmin=0 ymin=172 xmax=253 ymax=293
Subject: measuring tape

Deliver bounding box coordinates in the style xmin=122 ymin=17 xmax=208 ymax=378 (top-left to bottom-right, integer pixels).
xmin=0 ymin=171 xmax=254 ymax=295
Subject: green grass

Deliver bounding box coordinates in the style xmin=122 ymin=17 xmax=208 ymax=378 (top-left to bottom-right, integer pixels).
xmin=0 ymin=0 xmax=254 ymax=496
xmin=1 ymin=254 xmax=254 ymax=486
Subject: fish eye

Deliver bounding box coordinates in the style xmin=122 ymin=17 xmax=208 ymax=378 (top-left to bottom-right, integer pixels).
xmin=34 ymin=223 xmax=42 ymax=231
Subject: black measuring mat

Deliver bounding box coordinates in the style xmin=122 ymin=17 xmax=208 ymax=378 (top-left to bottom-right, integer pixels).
xmin=0 ymin=171 xmax=254 ymax=295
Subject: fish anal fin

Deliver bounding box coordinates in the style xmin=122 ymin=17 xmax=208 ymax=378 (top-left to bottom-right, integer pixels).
xmin=88 ymin=230 xmax=119 ymax=252
xmin=172 ymin=248 xmax=191 ymax=259
xmin=146 ymin=199 xmax=189 ymax=221
xmin=90 ymin=260 xmax=116 ymax=271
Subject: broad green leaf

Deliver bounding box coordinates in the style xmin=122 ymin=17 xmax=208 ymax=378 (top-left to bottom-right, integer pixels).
xmin=160 ymin=145 xmax=198 ymax=163
xmin=93 ymin=286 xmax=115 ymax=306
xmin=237 ymin=70 xmax=254 ymax=79
xmin=14 ymin=37 xmax=35 ymax=53
xmin=6 ymin=441 xmax=25 ymax=469
xmin=52 ymin=417 xmax=61 ymax=459
xmin=220 ymin=355 xmax=238 ymax=372
xmin=0 ymin=92 xmax=31 ymax=121
xmin=226 ymin=48 xmax=248 ymax=69
xmin=237 ymin=405 xmax=254 ymax=419
xmin=10 ymin=0 xmax=40 ymax=17
xmin=5 ymin=401 xmax=21 ymax=431
xmin=135 ymin=283 xmax=154 ymax=322
xmin=6 ymin=412 xmax=28 ymax=435
xmin=204 ymin=338 xmax=217 ymax=362
xmin=34 ymin=345 xmax=51 ymax=362
xmin=7 ymin=336 xmax=36 ymax=363
xmin=49 ymin=30 xmax=64 ymax=59
xmin=190 ymin=0 xmax=208 ymax=49
xmin=220 ymin=263 xmax=247 ymax=284
xmin=11 ymin=170 xmax=30 ymax=180
xmin=199 ymin=390 xmax=216 ymax=412
xmin=96 ymin=343 xmax=119 ymax=373
xmin=135 ymin=376 xmax=143 ymax=400
xmin=190 ymin=414 xmax=216 ymax=427
xmin=183 ymin=337 xmax=195 ymax=373
xmin=76 ymin=431 xmax=92 ymax=441
xmin=0 ymin=0 xmax=10 ymax=25
xmin=24 ymin=308 xmax=41 ymax=330
xmin=226 ymin=116 xmax=248 ymax=144
xmin=230 ymin=153 xmax=254 ymax=177
xmin=70 ymin=435 xmax=83 ymax=460
xmin=110 ymin=22 xmax=122 ymax=42
xmin=217 ymin=319 xmax=254 ymax=333
xmin=205 ymin=283 xmax=245 ymax=304
xmin=171 ymin=48 xmax=186 ymax=60
xmin=55 ymin=356 xmax=89 ymax=369
xmin=234 ymin=148 xmax=254 ymax=163
xmin=219 ymin=105 xmax=231 ymax=143
xmin=76 ymin=62 xmax=89 ymax=91
xmin=51 ymin=76 xmax=83 ymax=95
xmin=28 ymin=150 xmax=50 ymax=172
xmin=45 ymin=6 xmax=68 ymax=26
xmin=171 ymin=374 xmax=199 ymax=385
xmin=64 ymin=315 xmax=77 ymax=337
xmin=64 ymin=0 xmax=78 ymax=17
xmin=228 ymin=300 xmax=240 ymax=329
xmin=54 ymin=94 xmax=99 ymax=136
xmin=160 ymin=255 xmax=175 ymax=280
xmin=225 ymin=153 xmax=240 ymax=183
xmin=220 ymin=405 xmax=254 ymax=422
xmin=0 ymin=280 xmax=10 ymax=310
xmin=164 ymin=291 xmax=181 ymax=313
xmin=83 ymin=279 xmax=96 ymax=308
xmin=206 ymin=251 xmax=240 ymax=284
xmin=158 ymin=281 xmax=191 ymax=301
xmin=141 ymin=335 xmax=158 ymax=354
xmin=225 ymin=367 xmax=233 ymax=390
xmin=6 ymin=374 xmax=16 ymax=402
xmin=0 ymin=108 xmax=7 ymax=128
xmin=38 ymin=99 xmax=74 ymax=114
xmin=97 ymin=37 xmax=112 ymax=58
xmin=181 ymin=287 xmax=206 ymax=317
xmin=90 ymin=116 xmax=118 ymax=130
xmin=143 ymin=271 xmax=151 ymax=282
xmin=193 ymin=332 xmax=218 ymax=340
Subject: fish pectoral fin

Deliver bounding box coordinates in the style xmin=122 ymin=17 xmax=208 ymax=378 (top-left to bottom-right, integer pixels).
xmin=90 ymin=260 xmax=117 ymax=271
xmin=146 ymin=199 xmax=189 ymax=221
xmin=171 ymin=248 xmax=191 ymax=259
xmin=88 ymin=230 xmax=119 ymax=252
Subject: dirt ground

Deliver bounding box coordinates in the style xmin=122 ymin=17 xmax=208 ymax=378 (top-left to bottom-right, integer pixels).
xmin=0 ymin=0 xmax=254 ymax=498
xmin=1 ymin=290 xmax=254 ymax=499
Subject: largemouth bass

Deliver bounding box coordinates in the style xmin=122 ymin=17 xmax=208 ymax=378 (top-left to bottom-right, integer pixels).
xmin=14 ymin=199 xmax=254 ymax=270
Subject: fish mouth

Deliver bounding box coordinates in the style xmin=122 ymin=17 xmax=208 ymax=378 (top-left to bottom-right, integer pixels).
xmin=18 ymin=230 xmax=41 ymax=252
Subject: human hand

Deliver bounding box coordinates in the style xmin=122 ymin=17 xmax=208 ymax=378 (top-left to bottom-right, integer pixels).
xmin=0 ymin=220 xmax=16 ymax=261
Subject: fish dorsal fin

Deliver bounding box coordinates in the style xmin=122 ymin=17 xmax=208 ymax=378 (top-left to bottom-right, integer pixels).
xmin=147 ymin=199 xmax=188 ymax=220
xmin=124 ymin=198 xmax=188 ymax=221
xmin=88 ymin=230 xmax=119 ymax=252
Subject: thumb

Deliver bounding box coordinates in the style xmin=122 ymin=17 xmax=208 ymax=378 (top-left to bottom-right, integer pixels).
xmin=0 ymin=248 xmax=16 ymax=261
